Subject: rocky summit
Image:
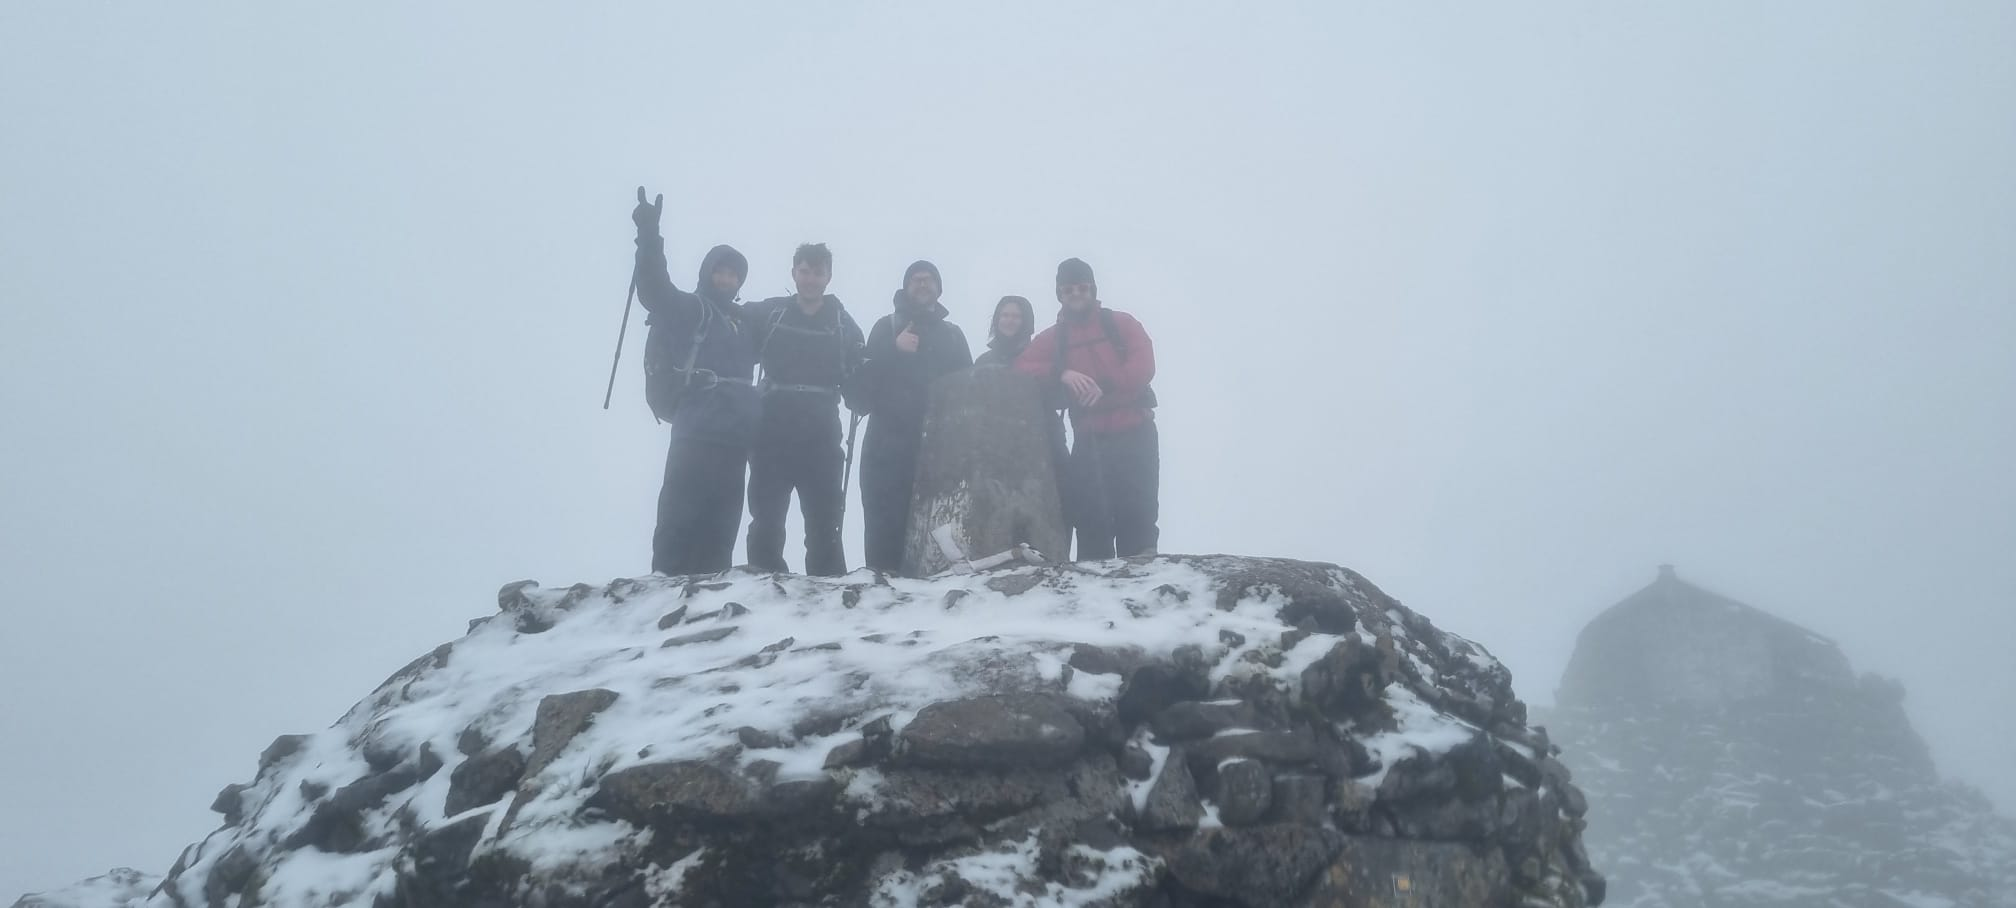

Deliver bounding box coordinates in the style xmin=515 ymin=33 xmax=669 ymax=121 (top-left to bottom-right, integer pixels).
xmin=18 ymin=555 xmax=1602 ymax=908
xmin=1541 ymin=566 xmax=2016 ymax=908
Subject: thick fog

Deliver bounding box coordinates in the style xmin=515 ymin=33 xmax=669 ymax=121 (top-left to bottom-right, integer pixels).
xmin=3 ymin=3 xmax=2011 ymax=899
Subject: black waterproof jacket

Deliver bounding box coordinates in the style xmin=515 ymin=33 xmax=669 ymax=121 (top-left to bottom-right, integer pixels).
xmin=743 ymin=294 xmax=865 ymax=443
xmin=637 ymin=240 xmax=761 ymax=447
xmin=846 ymin=293 xmax=973 ymax=437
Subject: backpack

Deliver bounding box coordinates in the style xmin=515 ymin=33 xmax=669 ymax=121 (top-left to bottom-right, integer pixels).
xmin=1052 ymin=308 xmax=1157 ymax=411
xmin=642 ymin=304 xmax=713 ymax=423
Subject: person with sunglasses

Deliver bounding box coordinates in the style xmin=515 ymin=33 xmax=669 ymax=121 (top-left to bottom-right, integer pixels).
xmin=1013 ymin=258 xmax=1159 ymax=560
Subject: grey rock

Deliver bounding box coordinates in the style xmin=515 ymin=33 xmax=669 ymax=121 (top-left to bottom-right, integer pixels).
xmin=1445 ymin=731 xmax=1505 ymax=803
xmin=209 ymin=783 xmax=247 ymax=826
xmin=857 ymin=765 xmax=1068 ymax=830
xmin=257 ymin=734 xmax=308 ymax=774
xmin=1149 ymin=699 xmax=1274 ymax=740
xmin=1299 ymin=635 xmax=1396 ymax=723
xmin=895 ymin=694 xmax=1086 ymax=770
xmin=735 ymin=726 xmax=787 ymax=750
xmin=455 ymin=724 xmax=489 ymax=757
xmin=1116 ymin=662 xmax=1211 ymax=724
xmin=522 ymin=688 xmax=619 ymax=781
xmin=662 ymin=626 xmax=737 ymax=647
xmin=393 ymin=811 xmax=491 ymax=907
xmin=1389 ymin=793 xmax=1495 ymax=840
xmin=445 ymin=747 xmax=525 ymax=816
xmin=1378 ymin=751 xmax=1457 ymax=803
xmin=1331 ymin=778 xmax=1379 ymax=833
xmin=822 ymin=738 xmax=867 ymax=769
xmin=1185 ymin=730 xmax=1320 ymax=767
xmin=1066 ymin=642 xmax=1145 ymax=676
xmin=1138 ymin=749 xmax=1204 ymax=832
xmin=1216 ymin=758 xmax=1274 ymax=826
xmin=1163 ymin=824 xmax=1344 ymax=907
xmin=588 ymin=761 xmax=758 ymax=825
xmin=1268 ymin=773 xmax=1329 ymax=825
xmin=1300 ymin=835 xmax=1512 ymax=907
xmin=1119 ymin=744 xmax=1155 ymax=779
xmin=202 ymin=844 xmax=255 ymax=907
xmin=283 ymin=760 xmax=429 ymax=852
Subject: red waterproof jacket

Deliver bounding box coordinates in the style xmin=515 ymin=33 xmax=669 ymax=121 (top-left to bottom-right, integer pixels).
xmin=1013 ymin=306 xmax=1156 ymax=434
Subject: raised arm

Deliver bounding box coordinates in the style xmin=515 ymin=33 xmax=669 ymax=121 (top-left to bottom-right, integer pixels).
xmin=631 ymin=186 xmax=696 ymax=320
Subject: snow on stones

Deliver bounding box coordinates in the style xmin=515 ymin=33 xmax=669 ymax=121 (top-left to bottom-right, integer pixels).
xmin=69 ymin=555 xmax=1601 ymax=907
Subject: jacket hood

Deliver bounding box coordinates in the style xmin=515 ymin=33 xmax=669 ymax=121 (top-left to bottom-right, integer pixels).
xmin=891 ymin=288 xmax=949 ymax=326
xmin=986 ymin=333 xmax=1030 ymax=355
xmin=696 ymin=244 xmax=749 ymax=303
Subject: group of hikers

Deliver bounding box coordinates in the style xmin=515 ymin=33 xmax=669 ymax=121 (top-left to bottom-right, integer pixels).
xmin=627 ymin=187 xmax=1159 ymax=577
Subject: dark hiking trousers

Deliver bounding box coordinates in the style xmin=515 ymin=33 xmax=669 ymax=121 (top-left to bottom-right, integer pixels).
xmin=1068 ymin=420 xmax=1159 ymax=561
xmin=859 ymin=421 xmax=921 ymax=574
xmin=746 ymin=429 xmax=847 ymax=576
xmin=652 ymin=438 xmax=748 ymax=576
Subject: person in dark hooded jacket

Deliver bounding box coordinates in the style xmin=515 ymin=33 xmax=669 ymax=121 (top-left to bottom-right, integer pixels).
xmin=976 ymin=294 xmax=1069 ymax=545
xmin=974 ymin=295 xmax=1036 ymax=366
xmin=632 ymin=188 xmax=760 ymax=576
xmin=844 ymin=260 xmax=973 ymax=573
xmin=741 ymin=242 xmax=865 ymax=576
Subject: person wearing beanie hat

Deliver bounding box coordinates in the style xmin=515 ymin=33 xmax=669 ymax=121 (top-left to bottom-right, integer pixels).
xmin=1056 ymin=257 xmax=1096 ymax=297
xmin=629 ymin=186 xmax=762 ymax=576
xmin=843 ymin=259 xmax=973 ymax=573
xmin=903 ymin=259 xmax=941 ymax=290
xmin=1014 ymin=256 xmax=1160 ymax=560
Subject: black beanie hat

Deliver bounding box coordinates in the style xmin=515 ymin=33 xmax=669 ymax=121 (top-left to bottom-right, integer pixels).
xmin=1056 ymin=257 xmax=1095 ymax=290
xmin=904 ymin=260 xmax=942 ymax=287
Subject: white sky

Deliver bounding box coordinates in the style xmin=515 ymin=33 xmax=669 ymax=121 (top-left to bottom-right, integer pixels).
xmin=3 ymin=2 xmax=2012 ymax=899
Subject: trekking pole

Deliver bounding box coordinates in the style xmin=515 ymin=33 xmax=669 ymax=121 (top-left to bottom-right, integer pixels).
xmin=838 ymin=411 xmax=865 ymax=526
xmin=602 ymin=270 xmax=639 ymax=409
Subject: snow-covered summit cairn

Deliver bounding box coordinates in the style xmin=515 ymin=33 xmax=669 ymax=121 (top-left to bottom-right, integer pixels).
xmin=137 ymin=556 xmax=1601 ymax=907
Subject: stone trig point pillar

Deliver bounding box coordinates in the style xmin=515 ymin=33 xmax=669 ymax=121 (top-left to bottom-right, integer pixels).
xmin=901 ymin=366 xmax=1068 ymax=576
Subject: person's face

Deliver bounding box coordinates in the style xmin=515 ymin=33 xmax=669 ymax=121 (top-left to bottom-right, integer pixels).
xmin=711 ymin=268 xmax=743 ymax=297
xmin=792 ymin=260 xmax=831 ymax=300
xmin=1058 ymin=281 xmax=1096 ymax=315
xmin=994 ymin=304 xmax=1025 ymax=338
xmin=905 ymin=271 xmax=941 ymax=307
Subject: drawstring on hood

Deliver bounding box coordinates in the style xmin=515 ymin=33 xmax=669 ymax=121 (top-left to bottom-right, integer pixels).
xmin=696 ymin=244 xmax=749 ymax=305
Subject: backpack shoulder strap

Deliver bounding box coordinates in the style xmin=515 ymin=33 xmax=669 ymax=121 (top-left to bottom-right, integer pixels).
xmin=683 ymin=303 xmax=712 ymax=376
xmin=1100 ymin=307 xmax=1128 ymax=358
xmin=755 ymin=302 xmax=788 ymax=356
xmin=1051 ymin=319 xmax=1071 ymax=382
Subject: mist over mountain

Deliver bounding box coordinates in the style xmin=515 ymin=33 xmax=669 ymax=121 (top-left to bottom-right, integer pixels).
xmin=1541 ymin=567 xmax=2016 ymax=907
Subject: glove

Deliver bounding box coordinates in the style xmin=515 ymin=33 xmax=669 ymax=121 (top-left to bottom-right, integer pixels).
xmin=632 ymin=186 xmax=663 ymax=238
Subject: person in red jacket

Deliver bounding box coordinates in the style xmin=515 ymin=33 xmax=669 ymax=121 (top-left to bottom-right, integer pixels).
xmin=1014 ymin=258 xmax=1158 ymax=560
